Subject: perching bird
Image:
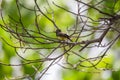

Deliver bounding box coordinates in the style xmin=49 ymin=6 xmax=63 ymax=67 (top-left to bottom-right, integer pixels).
xmin=56 ymin=29 xmax=72 ymax=42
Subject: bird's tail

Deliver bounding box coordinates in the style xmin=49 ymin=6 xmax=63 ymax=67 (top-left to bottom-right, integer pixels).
xmin=67 ymin=37 xmax=72 ymax=42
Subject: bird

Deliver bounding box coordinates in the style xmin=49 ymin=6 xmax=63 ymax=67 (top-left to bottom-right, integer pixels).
xmin=56 ymin=29 xmax=72 ymax=42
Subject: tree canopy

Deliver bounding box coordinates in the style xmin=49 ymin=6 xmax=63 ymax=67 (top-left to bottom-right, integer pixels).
xmin=0 ymin=0 xmax=120 ymax=80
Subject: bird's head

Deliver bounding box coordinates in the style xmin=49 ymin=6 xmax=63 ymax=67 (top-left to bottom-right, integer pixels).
xmin=56 ymin=29 xmax=61 ymax=33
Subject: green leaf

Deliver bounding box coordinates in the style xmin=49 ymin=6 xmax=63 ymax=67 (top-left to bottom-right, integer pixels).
xmin=114 ymin=0 xmax=120 ymax=13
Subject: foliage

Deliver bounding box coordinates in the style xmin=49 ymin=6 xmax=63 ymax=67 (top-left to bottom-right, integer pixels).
xmin=0 ymin=0 xmax=120 ymax=80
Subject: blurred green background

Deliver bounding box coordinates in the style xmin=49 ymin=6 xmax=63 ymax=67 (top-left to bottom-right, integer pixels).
xmin=0 ymin=0 xmax=120 ymax=80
